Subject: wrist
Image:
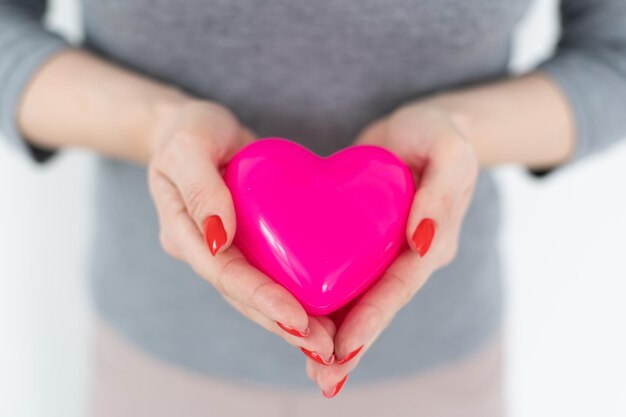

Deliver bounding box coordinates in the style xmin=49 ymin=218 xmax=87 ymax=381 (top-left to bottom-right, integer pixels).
xmin=140 ymin=87 xmax=192 ymax=163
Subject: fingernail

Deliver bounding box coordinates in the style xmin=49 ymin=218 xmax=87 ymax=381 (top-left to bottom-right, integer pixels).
xmin=276 ymin=321 xmax=310 ymax=338
xmin=322 ymin=374 xmax=349 ymax=399
xmin=203 ymin=215 xmax=227 ymax=256
xmin=336 ymin=344 xmax=364 ymax=365
xmin=412 ymin=218 xmax=436 ymax=257
xmin=300 ymin=347 xmax=334 ymax=366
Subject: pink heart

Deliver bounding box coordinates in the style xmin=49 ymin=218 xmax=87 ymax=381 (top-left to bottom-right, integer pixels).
xmin=224 ymin=138 xmax=415 ymax=315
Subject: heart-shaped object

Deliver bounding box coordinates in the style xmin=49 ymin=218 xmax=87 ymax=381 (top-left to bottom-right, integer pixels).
xmin=224 ymin=138 xmax=415 ymax=315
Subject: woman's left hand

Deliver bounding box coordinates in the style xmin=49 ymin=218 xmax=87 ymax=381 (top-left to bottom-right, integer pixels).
xmin=305 ymin=101 xmax=480 ymax=397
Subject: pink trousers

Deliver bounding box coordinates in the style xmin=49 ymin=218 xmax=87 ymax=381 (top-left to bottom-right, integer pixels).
xmin=89 ymin=319 xmax=505 ymax=417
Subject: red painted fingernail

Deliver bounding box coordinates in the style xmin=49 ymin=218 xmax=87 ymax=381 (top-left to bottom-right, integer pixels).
xmin=336 ymin=344 xmax=364 ymax=365
xmin=412 ymin=218 xmax=436 ymax=257
xmin=276 ymin=321 xmax=310 ymax=337
xmin=322 ymin=374 xmax=349 ymax=399
xmin=300 ymin=347 xmax=334 ymax=366
xmin=203 ymin=215 xmax=227 ymax=256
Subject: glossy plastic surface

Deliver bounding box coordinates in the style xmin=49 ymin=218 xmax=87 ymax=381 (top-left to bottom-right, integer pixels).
xmin=224 ymin=138 xmax=415 ymax=315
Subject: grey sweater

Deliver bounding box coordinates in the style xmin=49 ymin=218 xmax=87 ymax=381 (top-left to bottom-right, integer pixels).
xmin=2 ymin=0 xmax=626 ymax=388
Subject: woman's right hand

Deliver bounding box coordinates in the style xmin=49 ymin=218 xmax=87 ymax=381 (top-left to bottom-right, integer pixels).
xmin=147 ymin=100 xmax=336 ymax=364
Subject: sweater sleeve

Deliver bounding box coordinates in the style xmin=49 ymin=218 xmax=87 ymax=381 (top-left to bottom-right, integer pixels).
xmin=532 ymin=0 xmax=626 ymax=176
xmin=0 ymin=0 xmax=70 ymax=164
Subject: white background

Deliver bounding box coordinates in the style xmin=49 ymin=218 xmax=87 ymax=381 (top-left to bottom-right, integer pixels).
xmin=1 ymin=1 xmax=625 ymax=416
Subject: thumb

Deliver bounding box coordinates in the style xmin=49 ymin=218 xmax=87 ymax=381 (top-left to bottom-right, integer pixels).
xmin=173 ymin=151 xmax=237 ymax=255
xmin=405 ymin=136 xmax=477 ymax=262
xmin=156 ymin=130 xmax=252 ymax=256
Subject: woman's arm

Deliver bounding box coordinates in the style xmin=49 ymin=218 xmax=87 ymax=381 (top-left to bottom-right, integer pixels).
xmin=1 ymin=1 xmax=182 ymax=164
xmin=422 ymin=72 xmax=576 ymax=170
xmin=18 ymin=49 xmax=186 ymax=163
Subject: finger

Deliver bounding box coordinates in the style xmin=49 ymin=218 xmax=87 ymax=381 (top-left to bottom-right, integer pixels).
xmin=298 ymin=316 xmax=337 ymax=366
xmin=333 ymin=251 xmax=427 ymax=364
xmin=311 ymin=354 xmax=360 ymax=394
xmin=154 ymin=124 xmax=250 ymax=256
xmin=405 ymin=136 xmax=477 ymax=260
xmin=307 ymin=356 xmax=353 ymax=397
xmin=308 ymin=333 xmax=366 ymax=393
xmin=223 ymin=294 xmax=334 ymax=361
xmin=149 ymin=170 xmax=310 ymax=335
xmin=315 ymin=316 xmax=338 ymax=340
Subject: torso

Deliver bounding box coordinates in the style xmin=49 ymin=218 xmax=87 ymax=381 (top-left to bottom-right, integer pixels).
xmin=83 ymin=0 xmax=528 ymax=386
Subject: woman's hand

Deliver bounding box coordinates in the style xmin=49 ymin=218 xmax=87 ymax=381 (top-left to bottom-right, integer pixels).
xmin=147 ymin=100 xmax=335 ymax=362
xmin=306 ymin=102 xmax=479 ymax=397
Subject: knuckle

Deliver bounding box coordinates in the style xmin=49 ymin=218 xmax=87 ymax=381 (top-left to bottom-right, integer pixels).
xmin=356 ymin=301 xmax=388 ymax=332
xmin=386 ymin=270 xmax=415 ymax=308
xmin=215 ymin=256 xmax=246 ymax=297
xmin=418 ymin=187 xmax=454 ymax=222
xmin=440 ymin=239 xmax=459 ymax=266
xmin=159 ymin=231 xmax=179 ymax=259
xmin=184 ymin=182 xmax=213 ymax=221
xmin=248 ymin=280 xmax=277 ymax=310
xmin=437 ymin=192 xmax=456 ymax=221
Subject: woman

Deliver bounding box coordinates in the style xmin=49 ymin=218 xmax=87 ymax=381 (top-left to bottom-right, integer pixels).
xmin=1 ymin=0 xmax=625 ymax=416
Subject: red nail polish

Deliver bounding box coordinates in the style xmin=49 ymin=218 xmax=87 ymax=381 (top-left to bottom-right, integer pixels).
xmin=203 ymin=215 xmax=227 ymax=256
xmin=300 ymin=347 xmax=334 ymax=366
xmin=276 ymin=321 xmax=310 ymax=337
xmin=412 ymin=218 xmax=435 ymax=257
xmin=322 ymin=374 xmax=349 ymax=399
xmin=336 ymin=345 xmax=364 ymax=365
